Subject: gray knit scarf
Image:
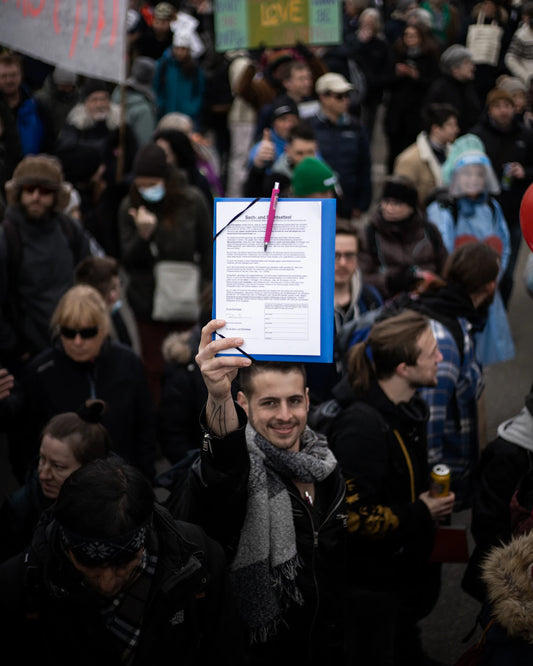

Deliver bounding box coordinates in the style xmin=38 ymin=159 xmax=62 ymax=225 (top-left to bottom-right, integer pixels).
xmin=230 ymin=422 xmax=337 ymax=643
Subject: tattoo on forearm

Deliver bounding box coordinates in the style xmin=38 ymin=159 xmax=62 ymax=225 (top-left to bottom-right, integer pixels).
xmin=207 ymin=400 xmax=228 ymax=434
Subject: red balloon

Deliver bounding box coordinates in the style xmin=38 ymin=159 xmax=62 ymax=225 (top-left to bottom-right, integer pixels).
xmin=520 ymin=183 xmax=533 ymax=252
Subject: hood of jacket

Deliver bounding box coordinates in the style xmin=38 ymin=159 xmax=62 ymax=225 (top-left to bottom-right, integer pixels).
xmin=65 ymin=101 xmax=122 ymax=131
xmin=482 ymin=531 xmax=533 ymax=642
xmin=412 ymin=281 xmax=485 ymax=331
xmin=333 ymin=376 xmax=429 ymax=429
xmin=497 ymin=407 xmax=533 ymax=452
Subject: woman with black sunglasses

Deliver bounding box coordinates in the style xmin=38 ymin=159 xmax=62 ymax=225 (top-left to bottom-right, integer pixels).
xmin=0 ymin=285 xmax=157 ymax=484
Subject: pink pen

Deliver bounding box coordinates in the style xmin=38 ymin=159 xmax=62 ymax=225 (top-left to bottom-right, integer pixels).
xmin=264 ymin=181 xmax=280 ymax=251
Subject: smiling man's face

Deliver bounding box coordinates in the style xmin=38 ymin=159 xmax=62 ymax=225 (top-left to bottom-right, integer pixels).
xmin=237 ymin=369 xmax=309 ymax=452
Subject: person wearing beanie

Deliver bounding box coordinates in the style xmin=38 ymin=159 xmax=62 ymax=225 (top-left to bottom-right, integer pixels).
xmin=34 ymin=65 xmax=81 ymax=143
xmin=111 ymin=57 xmax=157 ymax=148
xmin=152 ymin=26 xmax=205 ymax=128
xmin=358 ymin=174 xmax=448 ymax=299
xmin=425 ymin=45 xmax=482 ymax=135
xmin=56 ymin=76 xmax=137 ymax=222
xmin=133 ymin=2 xmax=175 ymax=61
xmin=291 ymin=156 xmax=337 ymax=198
xmin=118 ymin=142 xmax=212 ymax=405
xmin=426 ymin=138 xmax=514 ymax=366
xmin=246 ymin=94 xmax=299 ymax=174
xmin=0 ymin=154 xmax=93 ymax=371
xmin=496 ymin=75 xmax=528 ymax=115
xmin=243 ymin=96 xmax=300 ymax=195
xmin=470 ymin=86 xmax=533 ymax=307
xmin=462 ymin=383 xmax=533 ymax=604
xmin=243 ymin=121 xmax=319 ymax=198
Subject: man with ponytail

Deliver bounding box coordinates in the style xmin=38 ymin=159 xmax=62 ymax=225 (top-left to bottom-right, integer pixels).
xmin=329 ymin=309 xmax=455 ymax=666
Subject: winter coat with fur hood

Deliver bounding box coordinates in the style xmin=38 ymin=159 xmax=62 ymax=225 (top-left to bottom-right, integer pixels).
xmin=55 ymin=102 xmax=128 ymax=186
xmin=479 ymin=531 xmax=533 ymax=664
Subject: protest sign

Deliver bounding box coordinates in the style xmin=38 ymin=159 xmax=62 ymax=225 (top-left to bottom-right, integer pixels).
xmin=215 ymin=0 xmax=341 ymax=51
xmin=0 ymin=0 xmax=127 ymax=83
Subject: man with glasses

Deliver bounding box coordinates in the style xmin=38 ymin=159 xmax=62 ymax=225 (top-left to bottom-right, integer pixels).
xmin=0 ymin=456 xmax=241 ymax=664
xmin=309 ymin=72 xmax=372 ymax=220
xmin=306 ymin=223 xmax=382 ymax=403
xmin=0 ymin=154 xmax=92 ymax=371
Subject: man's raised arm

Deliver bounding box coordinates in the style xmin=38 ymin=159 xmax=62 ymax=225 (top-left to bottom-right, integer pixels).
xmin=195 ymin=319 xmax=251 ymax=436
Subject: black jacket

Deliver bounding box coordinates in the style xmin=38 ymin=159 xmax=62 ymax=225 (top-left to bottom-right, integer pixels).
xmin=1 ymin=339 xmax=157 ymax=479
xmin=425 ymin=74 xmax=482 ymax=135
xmin=0 ymin=504 xmax=241 ymax=665
xmin=168 ymin=403 xmax=347 ymax=665
xmin=330 ymin=378 xmax=435 ymax=580
xmin=0 ymin=206 xmax=92 ymax=365
xmin=308 ymin=111 xmax=372 ymax=217
xmin=471 ymin=113 xmax=533 ymax=228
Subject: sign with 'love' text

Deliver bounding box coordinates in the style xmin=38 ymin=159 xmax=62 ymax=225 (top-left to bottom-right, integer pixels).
xmin=215 ymin=0 xmax=341 ymax=51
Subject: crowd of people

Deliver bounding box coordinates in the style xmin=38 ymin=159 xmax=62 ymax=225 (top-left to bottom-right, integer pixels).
xmin=1 ymin=0 xmax=533 ymax=664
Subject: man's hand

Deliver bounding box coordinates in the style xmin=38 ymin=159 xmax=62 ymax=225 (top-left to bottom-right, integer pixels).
xmin=419 ymin=491 xmax=455 ymax=520
xmin=196 ymin=319 xmax=251 ymax=436
xmin=253 ymin=128 xmax=275 ymax=168
xmin=128 ymin=205 xmax=157 ymax=240
xmin=0 ymin=368 xmax=14 ymax=400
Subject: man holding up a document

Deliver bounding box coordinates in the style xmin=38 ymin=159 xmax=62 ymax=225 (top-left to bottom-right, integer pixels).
xmin=169 ymin=319 xmax=348 ymax=666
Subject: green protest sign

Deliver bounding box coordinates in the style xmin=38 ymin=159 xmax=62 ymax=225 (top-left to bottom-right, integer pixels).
xmin=215 ymin=0 xmax=342 ymax=51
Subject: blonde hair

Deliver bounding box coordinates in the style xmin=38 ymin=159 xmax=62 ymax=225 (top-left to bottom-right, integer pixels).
xmin=51 ymin=285 xmax=110 ymax=335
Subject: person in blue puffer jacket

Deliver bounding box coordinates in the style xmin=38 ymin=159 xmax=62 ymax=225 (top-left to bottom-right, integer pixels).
xmin=0 ymin=52 xmax=54 ymax=156
xmin=426 ymin=135 xmax=515 ymax=366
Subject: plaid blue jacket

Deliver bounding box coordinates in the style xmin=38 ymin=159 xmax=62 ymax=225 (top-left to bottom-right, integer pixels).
xmin=419 ymin=318 xmax=484 ymax=509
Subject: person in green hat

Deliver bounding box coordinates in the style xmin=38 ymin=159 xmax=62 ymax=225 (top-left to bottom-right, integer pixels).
xmin=291 ymin=156 xmax=338 ymax=198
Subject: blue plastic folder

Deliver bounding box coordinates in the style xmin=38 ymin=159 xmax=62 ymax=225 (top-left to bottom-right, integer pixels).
xmin=212 ymin=197 xmax=336 ymax=363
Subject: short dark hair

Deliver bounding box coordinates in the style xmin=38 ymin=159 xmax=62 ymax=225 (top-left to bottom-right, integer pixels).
xmin=280 ymin=59 xmax=310 ymax=82
xmin=0 ymin=52 xmax=22 ymax=70
xmin=421 ymin=103 xmax=458 ymax=134
xmin=443 ymin=242 xmax=500 ymax=294
xmin=54 ymin=457 xmax=154 ymax=540
xmin=287 ymin=121 xmax=316 ymax=144
xmin=336 ymin=222 xmax=358 ymax=239
xmin=237 ymin=361 xmax=307 ymax=397
xmin=74 ymin=255 xmax=119 ymax=298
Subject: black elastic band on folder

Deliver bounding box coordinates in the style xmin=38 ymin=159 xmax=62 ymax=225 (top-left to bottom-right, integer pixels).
xmin=213 ymin=197 xmax=261 ymax=241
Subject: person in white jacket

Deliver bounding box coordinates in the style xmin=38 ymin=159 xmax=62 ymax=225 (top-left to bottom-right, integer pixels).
xmin=505 ymin=2 xmax=533 ymax=86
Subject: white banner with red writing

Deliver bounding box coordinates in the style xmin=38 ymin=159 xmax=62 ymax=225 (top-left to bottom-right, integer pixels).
xmin=0 ymin=0 xmax=127 ymax=83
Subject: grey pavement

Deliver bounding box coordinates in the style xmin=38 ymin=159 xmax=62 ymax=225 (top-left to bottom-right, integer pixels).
xmin=419 ymin=238 xmax=533 ymax=666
